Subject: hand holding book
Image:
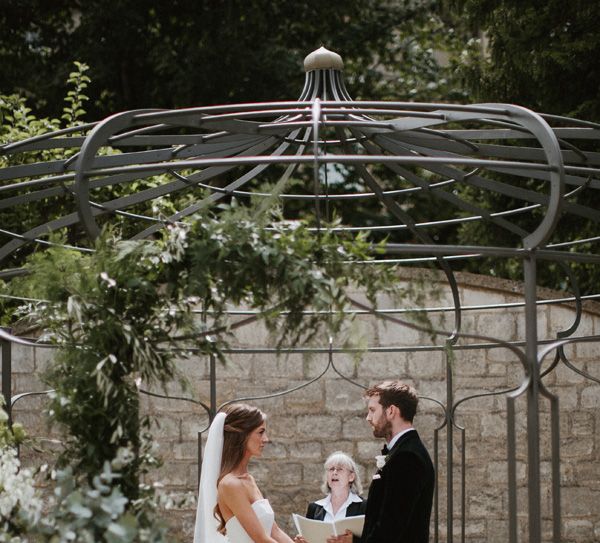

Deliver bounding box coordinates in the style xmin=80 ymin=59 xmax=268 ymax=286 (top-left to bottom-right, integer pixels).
xmin=292 ymin=513 xmax=364 ymax=543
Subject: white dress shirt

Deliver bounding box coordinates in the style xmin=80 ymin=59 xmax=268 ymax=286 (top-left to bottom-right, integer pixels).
xmin=314 ymin=491 xmax=363 ymax=522
xmin=387 ymin=427 xmax=415 ymax=451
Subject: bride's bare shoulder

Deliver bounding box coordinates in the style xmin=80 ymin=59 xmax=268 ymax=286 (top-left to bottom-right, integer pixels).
xmin=218 ymin=473 xmax=246 ymax=495
xmin=219 ymin=473 xmax=241 ymax=487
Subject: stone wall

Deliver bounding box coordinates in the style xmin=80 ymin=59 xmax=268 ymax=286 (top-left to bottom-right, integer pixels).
xmin=4 ymin=270 xmax=600 ymax=542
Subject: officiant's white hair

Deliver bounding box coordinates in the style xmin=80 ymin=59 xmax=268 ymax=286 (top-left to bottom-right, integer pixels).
xmin=321 ymin=451 xmax=363 ymax=495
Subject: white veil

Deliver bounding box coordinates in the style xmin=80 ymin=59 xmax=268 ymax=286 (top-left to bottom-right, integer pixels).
xmin=193 ymin=412 xmax=228 ymax=543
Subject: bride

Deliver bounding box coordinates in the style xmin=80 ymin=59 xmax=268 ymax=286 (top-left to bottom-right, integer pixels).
xmin=194 ymin=403 xmax=294 ymax=543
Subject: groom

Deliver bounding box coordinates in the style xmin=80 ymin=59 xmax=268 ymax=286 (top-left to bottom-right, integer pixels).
xmin=361 ymin=380 xmax=434 ymax=543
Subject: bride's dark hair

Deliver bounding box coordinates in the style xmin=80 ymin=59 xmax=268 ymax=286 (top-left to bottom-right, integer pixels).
xmin=214 ymin=403 xmax=266 ymax=534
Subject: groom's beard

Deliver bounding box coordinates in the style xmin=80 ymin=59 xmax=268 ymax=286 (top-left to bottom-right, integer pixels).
xmin=371 ymin=417 xmax=392 ymax=440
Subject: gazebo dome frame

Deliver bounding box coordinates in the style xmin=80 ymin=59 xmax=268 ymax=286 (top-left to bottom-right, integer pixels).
xmin=1 ymin=47 xmax=599 ymax=543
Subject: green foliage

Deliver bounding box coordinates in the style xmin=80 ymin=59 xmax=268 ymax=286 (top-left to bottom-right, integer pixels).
xmin=457 ymin=0 xmax=600 ymax=121
xmin=39 ymin=454 xmax=170 ymax=543
xmin=0 ymin=395 xmax=26 ymax=449
xmin=0 ymin=1 xmax=469 ymax=118
xmin=61 ymin=61 xmax=91 ymax=127
xmin=0 ymin=61 xmax=93 ymax=272
xmin=8 ymin=204 xmax=407 ymax=504
xmin=451 ymin=0 xmax=600 ymax=294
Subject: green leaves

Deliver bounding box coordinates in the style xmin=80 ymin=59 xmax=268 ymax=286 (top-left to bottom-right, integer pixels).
xmin=62 ymin=62 xmax=91 ymax=126
xmin=43 ymin=458 xmax=169 ymax=542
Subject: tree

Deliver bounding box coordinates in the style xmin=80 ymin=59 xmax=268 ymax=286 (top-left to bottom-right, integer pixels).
xmin=453 ymin=0 xmax=600 ymax=294
xmin=458 ymin=0 xmax=600 ymax=121
xmin=0 ymin=1 xmax=468 ymax=119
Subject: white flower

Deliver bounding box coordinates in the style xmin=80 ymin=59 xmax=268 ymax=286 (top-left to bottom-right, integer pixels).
xmin=375 ymin=454 xmax=387 ymax=469
xmin=0 ymin=447 xmax=43 ymax=531
xmin=99 ymin=271 xmax=117 ymax=288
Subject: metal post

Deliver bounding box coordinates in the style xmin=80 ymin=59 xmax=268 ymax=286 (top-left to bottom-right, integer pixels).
xmin=446 ymin=347 xmax=454 ymax=543
xmin=1 ymin=332 xmax=11 ymax=425
xmin=524 ymin=252 xmax=542 ymax=542
xmin=197 ymin=353 xmax=218 ymax=488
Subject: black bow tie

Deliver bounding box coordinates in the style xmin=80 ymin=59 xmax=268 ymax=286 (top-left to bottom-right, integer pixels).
xmin=381 ymin=445 xmax=389 ymax=455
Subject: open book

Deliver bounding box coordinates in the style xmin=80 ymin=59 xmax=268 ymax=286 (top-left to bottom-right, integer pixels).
xmin=292 ymin=513 xmax=364 ymax=543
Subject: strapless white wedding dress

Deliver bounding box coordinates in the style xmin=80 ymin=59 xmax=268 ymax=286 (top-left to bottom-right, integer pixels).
xmin=224 ymin=499 xmax=275 ymax=543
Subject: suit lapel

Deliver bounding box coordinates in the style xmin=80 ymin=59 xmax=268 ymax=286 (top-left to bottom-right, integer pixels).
xmin=386 ymin=429 xmax=417 ymax=463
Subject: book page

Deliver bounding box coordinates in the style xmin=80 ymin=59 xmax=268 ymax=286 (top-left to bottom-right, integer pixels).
xmin=292 ymin=514 xmax=337 ymax=543
xmin=334 ymin=514 xmax=364 ymax=537
xmin=292 ymin=513 xmax=365 ymax=542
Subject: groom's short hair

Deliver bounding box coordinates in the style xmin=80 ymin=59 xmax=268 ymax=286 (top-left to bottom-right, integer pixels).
xmin=365 ymin=380 xmax=418 ymax=422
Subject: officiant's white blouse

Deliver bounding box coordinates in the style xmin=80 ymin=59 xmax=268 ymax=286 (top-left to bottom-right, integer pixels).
xmin=314 ymin=491 xmax=363 ymax=522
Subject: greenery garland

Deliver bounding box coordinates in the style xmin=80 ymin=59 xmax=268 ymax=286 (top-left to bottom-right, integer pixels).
xmin=8 ymin=205 xmax=405 ymax=502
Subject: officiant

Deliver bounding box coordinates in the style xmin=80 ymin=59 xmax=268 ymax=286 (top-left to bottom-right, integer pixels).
xmin=294 ymin=451 xmax=367 ymax=543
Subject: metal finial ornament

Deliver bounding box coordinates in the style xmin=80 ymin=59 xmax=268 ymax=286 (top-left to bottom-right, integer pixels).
xmin=303 ymin=46 xmax=344 ymax=72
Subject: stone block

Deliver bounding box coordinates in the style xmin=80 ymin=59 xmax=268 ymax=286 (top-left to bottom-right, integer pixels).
xmin=355 ymin=352 xmax=408 ymax=379
xmin=452 ymin=349 xmax=488 ymax=377
xmin=268 ymin=415 xmax=299 ymax=439
xmin=303 ymin=354 xmax=336 ymax=379
xmin=322 ymin=440 xmax=354 ymax=459
xmin=550 ymin=358 xmax=590 ymax=385
xmin=342 ymin=416 xmax=370 ymax=440
xmin=356 ymin=439 xmax=380 ymax=460
xmin=487 ymin=344 xmax=523 ymax=363
xmin=172 ymin=440 xmax=198 ymax=461
xmin=154 ymin=415 xmax=182 ymax=440
xmin=580 ymin=386 xmax=600 ymax=409
xmin=476 ymin=312 xmax=517 ymax=342
xmin=486 ymin=519 xmax=509 ymax=543
xmin=265 ymin=461 xmax=303 ymax=486
xmin=10 ymin=343 xmax=35 ymax=373
xmin=297 ymin=415 xmax=341 ymax=439
xmin=547 ymin=305 xmax=579 ymax=335
xmin=376 ymin=318 xmax=422 ymax=347
xmin=174 ymin=355 xmax=210 ymax=381
xmin=229 ymin=319 xmax=271 ymax=347
xmin=570 ymin=412 xmax=595 ymax=436
xmin=563 ymin=519 xmax=594 ymax=541
xmin=468 ymin=490 xmax=505 ymax=517
xmin=514 ymin=308 xmax=548 ymax=343
xmin=261 ymin=441 xmax=287 ymax=460
xmin=254 ymin=353 xmax=304 ymax=380
xmin=152 ymin=461 xmax=191 ymax=487
xmin=575 ymin=463 xmax=600 ymax=490
xmin=34 ymin=345 xmax=57 ymax=372
xmin=461 ymin=287 xmax=507 ymax=307
xmin=576 ymin=336 xmax=600 ymax=359
xmin=417 ymin=380 xmax=446 ymax=404
xmin=216 ymin=355 xmax=254 ymax=378
xmin=289 ymin=441 xmax=322 ymax=460
xmin=407 ymin=351 xmax=445 ymax=378
xmin=302 ymin=461 xmax=324 ymax=486
xmin=486 ymin=460 xmax=527 ymax=485
xmin=562 ymin=487 xmax=600 ymax=516
xmin=325 ymin=380 xmax=365 ymax=413
xmin=11 ymin=377 xmax=51 ymax=410
xmin=556 ymin=387 xmax=581 ymax=411
xmin=284 ymin=381 xmax=325 ymax=413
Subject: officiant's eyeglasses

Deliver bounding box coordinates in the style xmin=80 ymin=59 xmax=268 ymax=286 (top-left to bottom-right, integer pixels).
xmin=327 ymin=466 xmax=351 ymax=473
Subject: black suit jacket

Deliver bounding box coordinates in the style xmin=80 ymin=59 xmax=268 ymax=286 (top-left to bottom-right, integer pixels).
xmin=306 ymin=497 xmax=367 ymax=543
xmin=362 ymin=430 xmax=435 ymax=543
xmin=306 ymin=497 xmax=367 ymax=521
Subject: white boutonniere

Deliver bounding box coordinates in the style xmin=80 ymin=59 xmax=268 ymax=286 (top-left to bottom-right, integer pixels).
xmin=375 ymin=454 xmax=387 ymax=469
